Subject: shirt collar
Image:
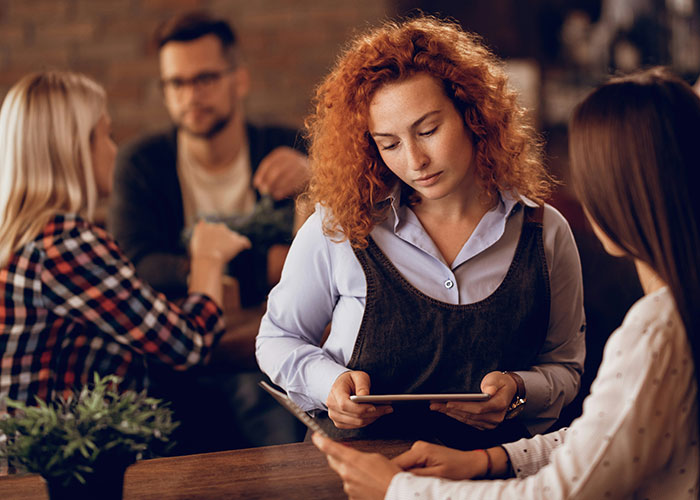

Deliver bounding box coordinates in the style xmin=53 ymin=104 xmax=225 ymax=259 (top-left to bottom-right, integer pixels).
xmin=385 ymin=186 xmax=536 ymax=232
xmin=385 ymin=185 xmax=402 ymax=232
xmin=377 ymin=187 xmax=540 ymax=268
xmin=501 ymin=189 xmax=538 ymax=216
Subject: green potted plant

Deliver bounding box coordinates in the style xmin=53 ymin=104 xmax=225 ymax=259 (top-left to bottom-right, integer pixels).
xmin=0 ymin=373 xmax=178 ymax=500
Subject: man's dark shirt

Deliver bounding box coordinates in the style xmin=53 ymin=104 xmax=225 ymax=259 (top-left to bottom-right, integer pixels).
xmin=108 ymin=124 xmax=304 ymax=307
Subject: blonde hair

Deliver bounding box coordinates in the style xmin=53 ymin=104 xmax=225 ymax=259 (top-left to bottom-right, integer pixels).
xmin=0 ymin=71 xmax=105 ymax=266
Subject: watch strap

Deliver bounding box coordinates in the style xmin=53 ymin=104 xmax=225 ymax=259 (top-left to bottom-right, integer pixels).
xmin=502 ymin=371 xmax=526 ymax=419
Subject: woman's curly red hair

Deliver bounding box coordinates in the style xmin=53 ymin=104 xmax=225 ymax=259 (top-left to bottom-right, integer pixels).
xmin=304 ymin=16 xmax=552 ymax=248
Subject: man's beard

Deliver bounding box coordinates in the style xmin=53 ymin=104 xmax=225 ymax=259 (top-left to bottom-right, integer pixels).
xmin=177 ymin=107 xmax=233 ymax=139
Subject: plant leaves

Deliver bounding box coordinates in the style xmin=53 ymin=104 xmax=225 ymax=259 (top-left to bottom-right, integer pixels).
xmin=0 ymin=374 xmax=178 ymax=479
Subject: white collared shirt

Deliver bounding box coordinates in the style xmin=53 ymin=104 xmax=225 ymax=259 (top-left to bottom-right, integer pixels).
xmin=256 ymin=191 xmax=586 ymax=434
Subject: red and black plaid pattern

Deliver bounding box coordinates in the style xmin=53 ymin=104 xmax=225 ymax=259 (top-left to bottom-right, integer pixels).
xmin=0 ymin=213 xmax=224 ymax=408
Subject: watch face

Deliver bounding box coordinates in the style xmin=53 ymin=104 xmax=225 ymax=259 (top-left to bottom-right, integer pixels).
xmin=505 ymin=397 xmax=526 ymax=420
xmin=506 ymin=404 xmax=525 ymax=419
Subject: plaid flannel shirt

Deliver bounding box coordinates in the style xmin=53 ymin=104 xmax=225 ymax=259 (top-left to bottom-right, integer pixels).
xmin=0 ymin=213 xmax=224 ymax=409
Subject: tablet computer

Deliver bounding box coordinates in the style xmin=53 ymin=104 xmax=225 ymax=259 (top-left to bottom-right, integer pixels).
xmin=259 ymin=381 xmax=330 ymax=438
xmin=349 ymin=393 xmax=491 ymax=403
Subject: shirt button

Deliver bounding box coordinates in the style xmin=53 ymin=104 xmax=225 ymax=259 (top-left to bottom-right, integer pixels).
xmin=444 ymin=279 xmax=454 ymax=289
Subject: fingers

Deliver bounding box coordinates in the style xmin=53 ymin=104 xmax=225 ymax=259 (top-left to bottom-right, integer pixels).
xmin=428 ymin=371 xmax=517 ymax=424
xmin=392 ymin=441 xmax=481 ymax=480
xmin=315 ymin=438 xmax=354 ymax=479
xmin=213 ymin=224 xmax=251 ymax=262
xmin=327 ymin=397 xmax=392 ymax=429
xmin=349 ymin=371 xmax=371 ymax=396
xmin=430 ymin=399 xmax=502 ymax=416
xmin=314 ymin=434 xmax=400 ymax=500
xmin=190 ymin=221 xmax=251 ymax=262
xmin=480 ymin=371 xmax=517 ymax=410
xmin=253 ymin=146 xmax=309 ymax=200
xmin=431 ymin=392 xmax=504 ymax=416
xmin=312 ymin=433 xmax=353 ymax=462
xmin=391 ymin=441 xmax=431 ymax=470
xmin=228 ymin=230 xmax=252 ymax=254
xmin=326 ymin=371 xmax=392 ymax=429
xmin=405 ymin=466 xmax=449 ymax=477
xmin=429 ymin=402 xmax=503 ymax=430
xmin=426 ymin=370 xmax=518 ymax=430
xmin=443 ymin=409 xmax=501 ymax=430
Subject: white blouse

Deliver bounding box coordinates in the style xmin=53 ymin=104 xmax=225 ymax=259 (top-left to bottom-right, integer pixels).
xmin=386 ymin=287 xmax=699 ymax=499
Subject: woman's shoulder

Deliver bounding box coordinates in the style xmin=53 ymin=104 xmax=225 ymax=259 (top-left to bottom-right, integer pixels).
xmin=41 ymin=212 xmax=90 ymax=233
xmin=289 ymin=207 xmax=356 ymax=276
xmin=541 ymin=202 xmax=574 ymax=234
xmin=622 ymin=287 xmax=679 ymax=333
xmin=507 ymin=193 xmax=573 ymax=234
xmin=512 ymin=199 xmax=578 ymax=263
xmin=295 ymin=208 xmax=326 ymax=243
xmin=39 ymin=213 xmax=117 ymax=253
xmin=611 ymin=287 xmax=686 ymax=357
xmin=297 ymin=205 xmax=349 ymax=246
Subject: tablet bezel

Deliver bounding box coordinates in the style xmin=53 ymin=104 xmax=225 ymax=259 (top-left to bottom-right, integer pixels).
xmin=349 ymin=393 xmax=491 ymax=403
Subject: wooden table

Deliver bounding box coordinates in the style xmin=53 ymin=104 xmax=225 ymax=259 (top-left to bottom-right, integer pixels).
xmin=0 ymin=439 xmax=411 ymax=499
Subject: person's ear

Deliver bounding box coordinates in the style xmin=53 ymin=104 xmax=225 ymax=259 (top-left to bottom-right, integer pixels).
xmin=233 ymin=67 xmax=250 ymax=100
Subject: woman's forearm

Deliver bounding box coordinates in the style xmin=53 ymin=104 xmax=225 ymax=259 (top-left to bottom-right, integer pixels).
xmin=487 ymin=446 xmax=513 ymax=478
xmin=188 ymin=255 xmax=226 ymax=307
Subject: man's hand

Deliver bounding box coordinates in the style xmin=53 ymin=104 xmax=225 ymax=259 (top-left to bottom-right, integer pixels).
xmin=326 ymin=371 xmax=392 ymax=429
xmin=312 ymin=433 xmax=400 ymax=500
xmin=429 ymin=371 xmax=517 ymax=430
xmin=253 ymin=146 xmax=309 ymax=200
xmin=392 ymin=440 xmax=488 ymax=480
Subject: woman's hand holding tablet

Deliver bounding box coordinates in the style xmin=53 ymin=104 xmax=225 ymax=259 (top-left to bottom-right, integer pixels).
xmin=327 ymin=371 xmax=393 ymax=429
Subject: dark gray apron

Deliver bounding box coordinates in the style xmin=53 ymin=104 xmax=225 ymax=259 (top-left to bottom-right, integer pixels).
xmin=314 ymin=205 xmax=550 ymax=450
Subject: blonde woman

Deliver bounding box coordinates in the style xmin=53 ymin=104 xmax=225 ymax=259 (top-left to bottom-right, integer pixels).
xmin=0 ymin=71 xmax=250 ymax=408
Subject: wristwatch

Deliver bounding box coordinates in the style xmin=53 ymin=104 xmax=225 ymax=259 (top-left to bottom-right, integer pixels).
xmin=503 ymin=371 xmax=526 ymax=419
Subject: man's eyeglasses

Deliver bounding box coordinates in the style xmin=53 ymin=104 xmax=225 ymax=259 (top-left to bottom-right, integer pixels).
xmin=160 ymin=68 xmax=234 ymax=94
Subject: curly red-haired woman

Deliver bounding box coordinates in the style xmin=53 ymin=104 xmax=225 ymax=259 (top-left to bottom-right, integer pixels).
xmin=256 ymin=16 xmax=585 ymax=449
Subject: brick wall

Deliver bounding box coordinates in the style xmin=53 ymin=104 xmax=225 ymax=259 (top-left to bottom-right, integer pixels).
xmin=0 ymin=0 xmax=394 ymax=144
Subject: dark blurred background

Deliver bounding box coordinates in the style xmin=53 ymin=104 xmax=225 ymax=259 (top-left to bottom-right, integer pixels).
xmin=2 ymin=1 xmax=696 ymax=142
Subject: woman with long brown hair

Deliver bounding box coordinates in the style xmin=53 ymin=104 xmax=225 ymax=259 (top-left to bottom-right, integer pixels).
xmin=257 ymin=16 xmax=585 ymax=450
xmin=314 ymin=67 xmax=700 ymax=499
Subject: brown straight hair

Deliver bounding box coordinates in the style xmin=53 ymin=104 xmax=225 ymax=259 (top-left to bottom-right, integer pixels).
xmin=569 ymin=67 xmax=700 ymax=433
